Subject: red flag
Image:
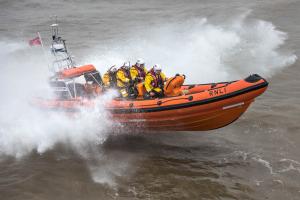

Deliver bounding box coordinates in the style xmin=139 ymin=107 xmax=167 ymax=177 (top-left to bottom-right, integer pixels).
xmin=29 ymin=36 xmax=41 ymax=46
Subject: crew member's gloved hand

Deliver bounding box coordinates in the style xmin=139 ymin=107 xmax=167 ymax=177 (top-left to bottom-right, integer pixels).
xmin=150 ymin=91 xmax=155 ymax=97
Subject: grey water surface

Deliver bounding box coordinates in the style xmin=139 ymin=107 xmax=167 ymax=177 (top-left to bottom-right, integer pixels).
xmin=0 ymin=0 xmax=300 ymax=199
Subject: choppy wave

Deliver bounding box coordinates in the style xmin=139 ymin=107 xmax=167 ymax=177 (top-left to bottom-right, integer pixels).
xmin=84 ymin=12 xmax=297 ymax=83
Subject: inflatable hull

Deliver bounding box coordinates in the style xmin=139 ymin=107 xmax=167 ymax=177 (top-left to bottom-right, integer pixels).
xmin=33 ymin=74 xmax=268 ymax=131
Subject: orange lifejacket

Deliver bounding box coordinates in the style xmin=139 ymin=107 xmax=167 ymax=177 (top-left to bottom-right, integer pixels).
xmin=164 ymin=75 xmax=185 ymax=97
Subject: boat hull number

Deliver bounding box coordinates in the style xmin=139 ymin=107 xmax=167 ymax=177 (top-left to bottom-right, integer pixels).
xmin=209 ymin=87 xmax=227 ymax=97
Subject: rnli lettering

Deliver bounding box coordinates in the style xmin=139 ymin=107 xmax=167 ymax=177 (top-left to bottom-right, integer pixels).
xmin=209 ymin=87 xmax=227 ymax=97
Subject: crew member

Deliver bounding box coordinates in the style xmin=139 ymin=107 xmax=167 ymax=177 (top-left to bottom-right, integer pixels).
xmin=130 ymin=58 xmax=148 ymax=83
xmin=116 ymin=62 xmax=135 ymax=98
xmin=144 ymin=64 xmax=167 ymax=99
xmin=103 ymin=65 xmax=118 ymax=88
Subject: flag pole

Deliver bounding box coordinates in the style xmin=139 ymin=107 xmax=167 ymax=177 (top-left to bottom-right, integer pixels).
xmin=37 ymin=32 xmax=51 ymax=72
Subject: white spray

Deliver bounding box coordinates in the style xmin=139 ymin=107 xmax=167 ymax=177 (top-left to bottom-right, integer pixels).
xmin=84 ymin=13 xmax=297 ymax=83
xmin=0 ymin=41 xmax=119 ymax=157
xmin=0 ymin=13 xmax=297 ymax=185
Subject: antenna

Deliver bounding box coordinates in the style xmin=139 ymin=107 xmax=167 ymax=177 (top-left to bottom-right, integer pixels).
xmin=50 ymin=15 xmax=59 ymax=40
xmin=35 ymin=17 xmax=76 ymax=75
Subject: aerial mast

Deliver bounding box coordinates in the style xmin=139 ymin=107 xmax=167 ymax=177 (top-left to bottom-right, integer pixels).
xmin=49 ymin=17 xmax=75 ymax=73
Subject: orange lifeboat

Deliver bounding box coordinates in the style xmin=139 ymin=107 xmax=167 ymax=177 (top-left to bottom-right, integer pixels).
xmin=33 ymin=74 xmax=268 ymax=131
